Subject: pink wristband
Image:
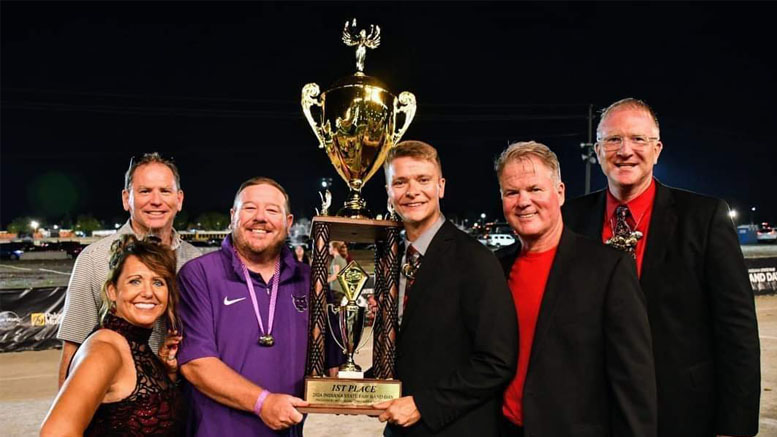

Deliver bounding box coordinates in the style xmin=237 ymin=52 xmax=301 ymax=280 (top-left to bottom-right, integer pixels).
xmin=254 ymin=390 xmax=270 ymax=417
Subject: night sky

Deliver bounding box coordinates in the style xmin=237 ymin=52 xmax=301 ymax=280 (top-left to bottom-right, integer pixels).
xmin=2 ymin=2 xmax=775 ymax=229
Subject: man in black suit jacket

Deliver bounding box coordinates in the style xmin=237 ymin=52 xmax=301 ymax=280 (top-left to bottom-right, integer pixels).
xmin=374 ymin=140 xmax=518 ymax=436
xmin=495 ymin=141 xmax=656 ymax=436
xmin=563 ymin=98 xmax=760 ymax=437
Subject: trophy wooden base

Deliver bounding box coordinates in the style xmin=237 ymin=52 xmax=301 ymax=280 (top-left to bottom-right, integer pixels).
xmin=297 ymin=405 xmax=386 ymax=416
xmin=298 ymin=377 xmax=402 ymax=416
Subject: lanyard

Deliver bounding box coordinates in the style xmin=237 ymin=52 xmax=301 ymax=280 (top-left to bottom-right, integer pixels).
xmin=238 ymin=254 xmax=281 ymax=347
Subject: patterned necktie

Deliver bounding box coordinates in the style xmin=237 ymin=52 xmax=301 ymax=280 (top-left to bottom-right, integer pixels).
xmin=614 ymin=205 xmax=632 ymax=237
xmin=610 ymin=205 xmax=639 ymax=258
xmin=401 ymin=244 xmax=422 ymax=312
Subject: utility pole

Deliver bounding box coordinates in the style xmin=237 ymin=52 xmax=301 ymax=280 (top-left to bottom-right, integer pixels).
xmin=580 ymin=104 xmax=596 ymax=194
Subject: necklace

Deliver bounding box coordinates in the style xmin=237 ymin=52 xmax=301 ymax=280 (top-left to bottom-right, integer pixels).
xmin=237 ymin=253 xmax=281 ymax=347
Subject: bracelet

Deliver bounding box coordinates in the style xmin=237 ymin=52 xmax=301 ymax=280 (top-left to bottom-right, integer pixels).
xmin=254 ymin=389 xmax=270 ymax=417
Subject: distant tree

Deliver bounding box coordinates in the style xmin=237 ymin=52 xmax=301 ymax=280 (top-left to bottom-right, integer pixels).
xmin=7 ymin=216 xmax=34 ymax=234
xmin=195 ymin=212 xmax=229 ymax=230
xmin=75 ymin=214 xmax=102 ymax=235
xmin=174 ymin=209 xmax=190 ymax=230
xmin=109 ymin=215 xmax=126 ymax=229
xmin=60 ymin=213 xmax=74 ymax=229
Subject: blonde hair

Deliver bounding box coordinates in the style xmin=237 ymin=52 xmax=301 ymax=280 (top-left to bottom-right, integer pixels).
xmin=384 ymin=140 xmax=443 ymax=179
xmin=100 ymin=234 xmax=180 ymax=332
xmin=597 ymin=97 xmax=660 ymax=139
xmin=495 ymin=141 xmax=561 ymax=183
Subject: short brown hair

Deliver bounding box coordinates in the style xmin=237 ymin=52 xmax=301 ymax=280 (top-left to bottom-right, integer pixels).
xmin=495 ymin=141 xmax=562 ymax=183
xmin=384 ymin=140 xmax=443 ymax=179
xmin=125 ymin=153 xmax=181 ymax=191
xmin=597 ymin=98 xmax=660 ymax=139
xmin=233 ymin=177 xmax=291 ymax=214
xmin=100 ymin=234 xmax=181 ymax=332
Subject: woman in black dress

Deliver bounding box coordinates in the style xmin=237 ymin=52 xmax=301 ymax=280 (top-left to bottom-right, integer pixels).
xmin=41 ymin=235 xmax=184 ymax=436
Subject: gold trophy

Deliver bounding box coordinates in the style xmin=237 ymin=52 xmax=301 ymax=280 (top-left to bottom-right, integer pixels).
xmin=301 ymin=19 xmax=416 ymax=218
xmin=301 ymin=19 xmax=407 ymax=416
xmin=328 ymin=262 xmax=371 ymax=377
xmin=304 ymin=259 xmax=401 ymax=414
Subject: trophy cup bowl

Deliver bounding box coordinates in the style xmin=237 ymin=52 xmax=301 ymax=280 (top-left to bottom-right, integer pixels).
xmin=302 ymin=76 xmax=416 ymax=218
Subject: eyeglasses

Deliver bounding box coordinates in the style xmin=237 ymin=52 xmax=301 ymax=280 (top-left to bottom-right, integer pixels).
xmin=597 ymin=135 xmax=659 ymax=151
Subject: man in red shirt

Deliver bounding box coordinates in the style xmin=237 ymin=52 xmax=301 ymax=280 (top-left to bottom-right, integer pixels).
xmin=563 ymin=98 xmax=760 ymax=437
xmin=496 ymin=141 xmax=656 ymax=436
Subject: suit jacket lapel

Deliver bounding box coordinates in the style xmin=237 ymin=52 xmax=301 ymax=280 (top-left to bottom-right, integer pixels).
xmin=640 ymin=180 xmax=676 ymax=291
xmin=398 ymin=221 xmax=455 ymax=338
xmin=577 ymin=191 xmax=606 ymax=240
xmin=526 ymin=229 xmax=574 ymax=374
xmin=499 ymin=241 xmax=521 ymax=277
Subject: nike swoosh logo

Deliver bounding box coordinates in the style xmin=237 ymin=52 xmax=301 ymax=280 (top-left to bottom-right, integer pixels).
xmin=223 ymin=296 xmax=247 ymax=306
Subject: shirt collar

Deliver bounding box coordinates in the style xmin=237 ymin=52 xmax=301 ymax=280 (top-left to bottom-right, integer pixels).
xmin=123 ymin=219 xmax=183 ymax=250
xmin=404 ymin=215 xmax=446 ymax=256
xmin=605 ymin=178 xmax=656 ymax=227
xmin=117 ymin=220 xmax=136 ymax=236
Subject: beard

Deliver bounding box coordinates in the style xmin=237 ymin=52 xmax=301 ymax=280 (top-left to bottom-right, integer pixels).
xmin=232 ymin=226 xmax=288 ymax=262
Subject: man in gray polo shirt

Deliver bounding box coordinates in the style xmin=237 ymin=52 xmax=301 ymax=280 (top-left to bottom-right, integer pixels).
xmin=56 ymin=153 xmax=201 ymax=386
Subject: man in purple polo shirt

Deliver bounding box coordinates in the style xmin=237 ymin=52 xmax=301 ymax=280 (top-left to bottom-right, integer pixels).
xmin=178 ymin=177 xmax=311 ymax=436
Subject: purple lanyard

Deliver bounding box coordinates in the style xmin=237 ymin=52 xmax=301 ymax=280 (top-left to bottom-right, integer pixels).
xmin=238 ymin=255 xmax=280 ymax=343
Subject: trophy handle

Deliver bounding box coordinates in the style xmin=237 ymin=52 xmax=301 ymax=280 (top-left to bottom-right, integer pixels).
xmin=391 ymin=91 xmax=417 ymax=145
xmin=301 ymin=83 xmax=330 ymax=150
xmin=355 ymin=316 xmax=373 ymax=354
xmin=326 ymin=303 xmax=347 ymax=353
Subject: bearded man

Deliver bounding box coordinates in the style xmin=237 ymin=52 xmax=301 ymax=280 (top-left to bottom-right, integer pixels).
xmin=177 ymin=177 xmax=314 ymax=437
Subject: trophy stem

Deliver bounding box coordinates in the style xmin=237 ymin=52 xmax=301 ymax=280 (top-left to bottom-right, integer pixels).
xmin=339 ymin=356 xmax=362 ymax=373
xmin=337 ymin=189 xmax=372 ymax=219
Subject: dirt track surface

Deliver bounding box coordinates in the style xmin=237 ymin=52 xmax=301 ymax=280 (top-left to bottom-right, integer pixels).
xmin=0 ymin=259 xmax=72 ymax=289
xmin=0 ymin=297 xmax=775 ymax=436
xmin=2 ymin=246 xmax=776 ymax=435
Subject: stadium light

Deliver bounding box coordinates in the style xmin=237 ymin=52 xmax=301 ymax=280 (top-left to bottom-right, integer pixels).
xmin=30 ymin=220 xmax=39 ymax=231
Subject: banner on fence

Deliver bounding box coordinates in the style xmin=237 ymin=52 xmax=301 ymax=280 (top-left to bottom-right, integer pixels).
xmin=0 ymin=287 xmax=64 ymax=352
xmin=745 ymin=257 xmax=777 ymax=295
